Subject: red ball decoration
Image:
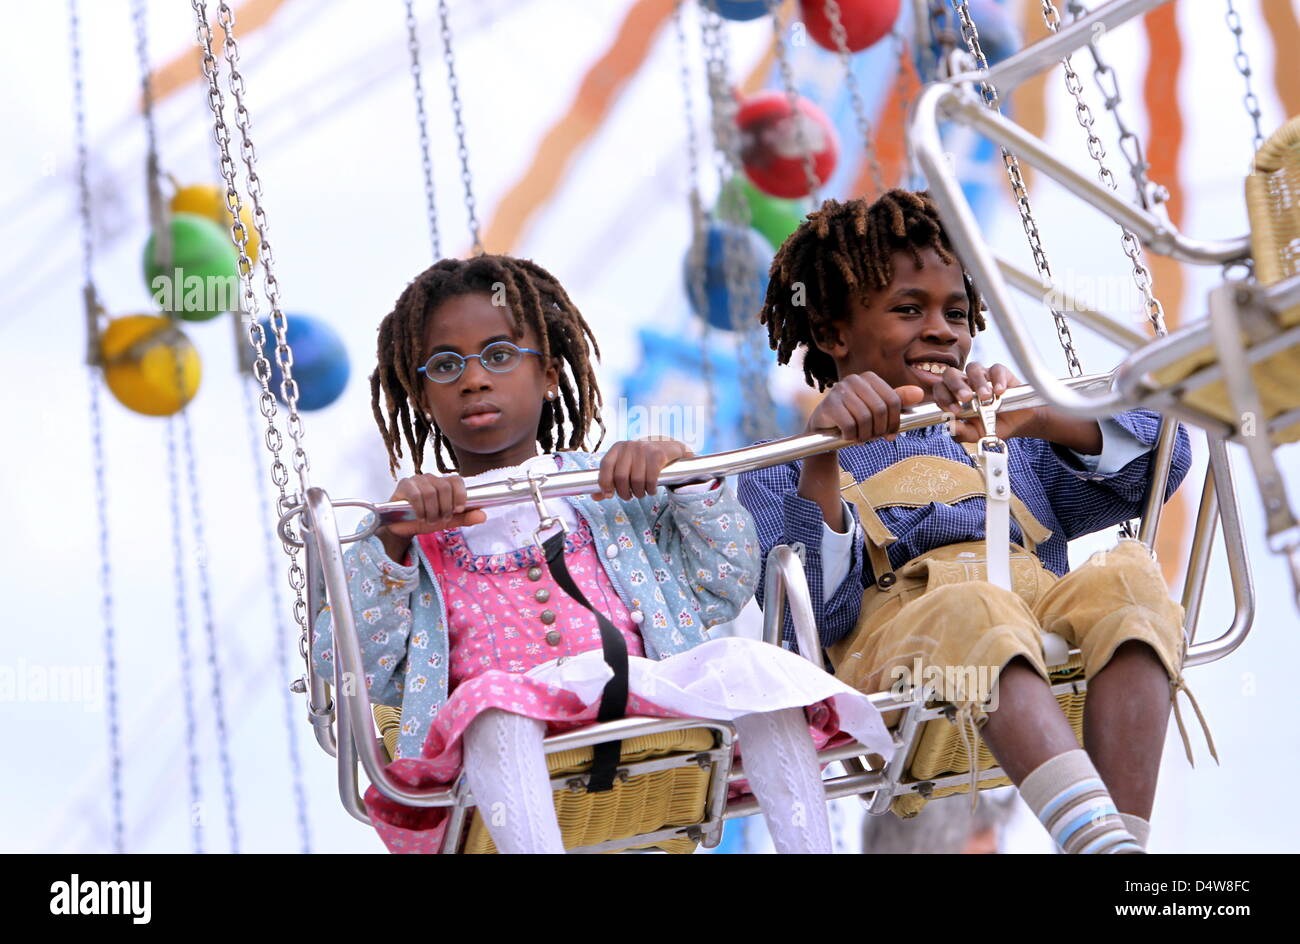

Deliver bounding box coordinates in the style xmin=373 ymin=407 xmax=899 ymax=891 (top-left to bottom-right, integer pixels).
xmin=737 ymin=90 xmax=839 ymax=199
xmin=799 ymin=0 xmax=899 ymax=54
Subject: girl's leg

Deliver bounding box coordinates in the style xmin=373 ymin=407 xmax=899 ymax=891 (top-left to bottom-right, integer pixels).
xmin=462 ymin=709 xmax=565 ymax=854
xmin=733 ymin=708 xmax=832 ymax=854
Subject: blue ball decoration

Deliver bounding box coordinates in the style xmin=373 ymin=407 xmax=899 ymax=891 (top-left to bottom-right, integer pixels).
xmin=256 ymin=312 xmax=350 ymax=411
xmin=713 ymin=1 xmax=770 ymax=21
xmin=683 ymin=222 xmax=773 ymax=333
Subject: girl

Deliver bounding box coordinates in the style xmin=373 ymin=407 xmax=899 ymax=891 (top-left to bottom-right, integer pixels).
xmin=312 ymin=254 xmax=891 ymax=854
xmin=738 ymin=191 xmax=1198 ymax=854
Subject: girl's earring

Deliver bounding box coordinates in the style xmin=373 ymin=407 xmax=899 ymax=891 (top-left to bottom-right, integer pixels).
xmin=546 ymin=390 xmax=556 ymax=401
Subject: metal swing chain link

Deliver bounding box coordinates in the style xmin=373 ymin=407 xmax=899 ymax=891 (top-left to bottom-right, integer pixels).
xmin=165 ymin=417 xmax=206 ymax=854
xmin=928 ymin=0 xmax=961 ymax=78
xmin=1225 ymin=0 xmax=1266 ymax=155
xmin=136 ymin=0 xmax=242 ymax=852
xmin=767 ymin=0 xmax=822 ymax=203
xmin=191 ymin=3 xmax=314 ymax=691
xmin=951 ymin=0 xmax=1084 ymax=377
xmin=69 ymin=0 xmax=125 ymax=856
xmin=674 ymin=0 xmax=719 ymax=447
xmin=437 ymin=0 xmax=483 ymax=253
xmin=1041 ymin=1 xmax=1167 ymax=340
xmin=1064 ymin=0 xmax=1158 ymax=208
xmin=823 ymin=0 xmax=886 ymax=196
xmin=700 ymin=4 xmax=777 ymax=442
xmin=404 ymin=0 xmax=442 ymax=259
xmin=130 ymin=0 xmax=171 ymax=271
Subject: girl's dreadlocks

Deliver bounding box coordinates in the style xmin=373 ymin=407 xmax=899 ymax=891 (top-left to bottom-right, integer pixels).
xmin=371 ymin=254 xmax=604 ymax=476
xmin=760 ymin=189 xmax=986 ymax=391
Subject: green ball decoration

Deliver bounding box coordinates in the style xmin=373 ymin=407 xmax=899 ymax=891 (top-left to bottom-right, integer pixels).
xmin=142 ymin=212 xmax=240 ymax=322
xmin=717 ymin=176 xmax=810 ymax=251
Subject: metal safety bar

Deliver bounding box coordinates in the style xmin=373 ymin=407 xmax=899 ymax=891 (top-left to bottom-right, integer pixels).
xmin=280 ymin=374 xmax=1114 ymax=547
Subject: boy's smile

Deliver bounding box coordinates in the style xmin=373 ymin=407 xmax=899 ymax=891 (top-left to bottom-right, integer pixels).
xmin=816 ymin=248 xmax=974 ymax=403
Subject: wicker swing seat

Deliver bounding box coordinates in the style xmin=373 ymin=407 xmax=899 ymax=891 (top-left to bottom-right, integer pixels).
xmin=372 ymin=705 xmax=727 ymax=854
xmin=885 ymin=650 xmax=1087 ymax=817
xmin=1146 ymin=116 xmax=1300 ymax=446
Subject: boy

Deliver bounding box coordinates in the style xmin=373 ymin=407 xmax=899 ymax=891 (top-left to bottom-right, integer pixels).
xmin=738 ymin=191 xmax=1196 ymax=854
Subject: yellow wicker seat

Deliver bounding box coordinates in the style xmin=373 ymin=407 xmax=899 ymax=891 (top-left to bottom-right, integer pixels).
xmin=372 ymin=705 xmax=718 ymax=854
xmin=888 ymin=650 xmax=1086 ymax=817
xmin=1152 ymin=115 xmax=1300 ymax=445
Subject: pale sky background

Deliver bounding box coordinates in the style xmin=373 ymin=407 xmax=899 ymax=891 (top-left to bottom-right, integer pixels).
xmin=1 ymin=0 xmax=1298 ymax=854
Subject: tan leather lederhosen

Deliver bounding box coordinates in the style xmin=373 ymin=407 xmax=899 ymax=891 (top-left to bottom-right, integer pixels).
xmin=826 ymin=451 xmax=1213 ymax=769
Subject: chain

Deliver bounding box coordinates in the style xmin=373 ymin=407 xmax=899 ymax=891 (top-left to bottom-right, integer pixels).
xmin=239 ymin=374 xmax=313 ymax=853
xmin=177 ymin=408 xmax=242 ymax=853
xmin=700 ymin=4 xmax=778 ymax=442
xmin=69 ymin=0 xmax=124 ymax=855
xmin=404 ymin=0 xmax=442 ymax=259
xmin=926 ymin=0 xmax=960 ymax=79
xmin=951 ymin=0 xmax=1083 ymax=376
xmin=1224 ymin=0 xmax=1265 ymax=155
xmin=191 ymin=1 xmax=314 ymax=707
xmin=674 ymin=0 xmax=718 ymax=448
xmin=437 ymin=0 xmax=483 ymax=252
xmin=823 ymin=0 xmax=885 ymax=195
xmin=129 ymin=0 xmax=171 ymax=271
xmin=1064 ymin=0 xmax=1157 ymax=208
xmin=166 ymin=417 xmax=206 ymax=854
xmin=767 ymin=0 xmax=822 ymax=202
xmin=1041 ymin=1 xmax=1167 ymax=339
xmin=136 ymin=0 xmax=242 ymax=852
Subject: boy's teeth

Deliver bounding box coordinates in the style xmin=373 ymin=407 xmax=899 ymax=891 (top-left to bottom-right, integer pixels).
xmin=914 ymin=362 xmax=947 ymax=374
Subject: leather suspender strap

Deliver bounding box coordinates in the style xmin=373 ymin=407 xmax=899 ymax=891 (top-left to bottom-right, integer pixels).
xmin=542 ymin=529 xmax=628 ymax=793
xmin=839 ymin=470 xmax=899 ymax=590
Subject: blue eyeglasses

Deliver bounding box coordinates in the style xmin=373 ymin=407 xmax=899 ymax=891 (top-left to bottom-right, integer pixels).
xmin=417 ymin=340 xmax=543 ymax=384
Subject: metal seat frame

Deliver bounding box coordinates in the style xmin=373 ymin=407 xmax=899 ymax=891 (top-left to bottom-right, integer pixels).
xmin=292 ymin=373 xmax=1254 ymax=841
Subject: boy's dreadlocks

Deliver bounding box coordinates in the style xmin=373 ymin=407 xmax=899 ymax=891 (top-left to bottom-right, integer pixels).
xmin=371 ymin=254 xmax=604 ymax=475
xmin=761 ymin=189 xmax=986 ymax=391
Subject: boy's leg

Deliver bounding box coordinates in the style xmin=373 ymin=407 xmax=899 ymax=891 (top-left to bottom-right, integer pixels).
xmin=834 ymin=580 xmax=1139 ymax=853
xmin=1033 ymin=540 xmax=1187 ymax=825
xmin=980 ymin=658 xmax=1080 ymax=783
xmin=982 ymin=661 xmax=1142 ymax=854
xmin=1081 ymin=641 xmax=1171 ymax=819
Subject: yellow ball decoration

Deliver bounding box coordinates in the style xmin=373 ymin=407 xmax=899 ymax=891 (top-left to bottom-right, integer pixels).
xmin=170 ymin=183 xmax=259 ymax=265
xmin=100 ymin=314 xmax=202 ymax=417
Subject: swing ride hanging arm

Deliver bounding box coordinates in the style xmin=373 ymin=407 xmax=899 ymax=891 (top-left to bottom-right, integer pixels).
xmin=911 ymin=84 xmax=1245 ymax=420
xmin=974 ymin=0 xmax=1165 ymax=97
xmin=930 ymin=88 xmax=1251 ymax=267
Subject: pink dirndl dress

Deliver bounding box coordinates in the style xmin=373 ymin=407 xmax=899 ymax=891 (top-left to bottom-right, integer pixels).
xmin=363 ymin=516 xmax=889 ymax=854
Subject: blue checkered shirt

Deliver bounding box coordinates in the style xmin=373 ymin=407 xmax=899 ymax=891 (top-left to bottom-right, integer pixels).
xmin=736 ymin=409 xmax=1192 ymax=648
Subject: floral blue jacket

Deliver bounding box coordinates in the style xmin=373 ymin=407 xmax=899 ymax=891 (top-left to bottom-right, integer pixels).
xmin=310 ymin=451 xmax=760 ymax=759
